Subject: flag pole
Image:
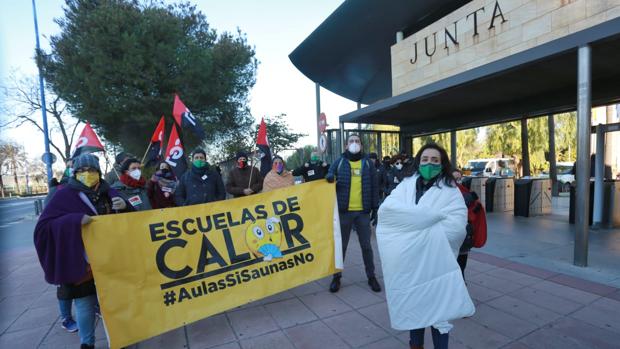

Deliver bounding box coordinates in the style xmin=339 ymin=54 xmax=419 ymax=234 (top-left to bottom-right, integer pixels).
xmin=140 ymin=142 xmax=153 ymax=165
xmin=247 ymin=149 xmax=255 ymax=190
xmin=102 ymin=151 xmax=120 ymax=181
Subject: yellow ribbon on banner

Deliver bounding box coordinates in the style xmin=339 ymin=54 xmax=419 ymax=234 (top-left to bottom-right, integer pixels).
xmin=82 ymin=181 xmax=342 ymax=348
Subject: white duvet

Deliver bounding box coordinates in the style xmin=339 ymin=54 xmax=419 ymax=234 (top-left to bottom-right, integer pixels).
xmin=376 ymin=175 xmax=475 ymax=333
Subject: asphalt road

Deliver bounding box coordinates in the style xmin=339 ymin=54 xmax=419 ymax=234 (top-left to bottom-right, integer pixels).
xmin=0 ymin=196 xmax=42 ymax=252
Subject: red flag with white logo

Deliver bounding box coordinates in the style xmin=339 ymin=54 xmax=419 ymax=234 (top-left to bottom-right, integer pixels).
xmin=164 ymin=124 xmax=187 ymax=178
xmin=144 ymin=116 xmax=165 ymax=167
xmin=72 ymin=123 xmax=105 ymax=157
xmin=172 ymin=94 xmax=205 ymax=139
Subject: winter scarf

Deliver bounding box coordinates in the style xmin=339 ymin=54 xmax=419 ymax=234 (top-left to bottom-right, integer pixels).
xmin=119 ymin=173 xmax=146 ymax=188
xmin=262 ymin=170 xmax=295 ymax=192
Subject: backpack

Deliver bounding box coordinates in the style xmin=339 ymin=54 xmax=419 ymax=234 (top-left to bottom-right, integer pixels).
xmin=457 ymin=183 xmax=487 ymax=249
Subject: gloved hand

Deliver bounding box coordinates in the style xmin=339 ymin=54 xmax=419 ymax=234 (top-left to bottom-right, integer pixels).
xmin=111 ymin=197 xmax=127 ymax=210
xmin=304 ymin=162 xmax=310 ymax=168
xmin=326 ymin=174 xmax=335 ymax=183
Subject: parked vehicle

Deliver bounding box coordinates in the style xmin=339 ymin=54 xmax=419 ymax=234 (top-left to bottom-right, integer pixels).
xmin=463 ymin=158 xmax=516 ymax=177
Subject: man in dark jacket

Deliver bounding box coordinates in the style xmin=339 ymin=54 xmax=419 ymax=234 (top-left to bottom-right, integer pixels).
xmin=292 ymin=150 xmax=329 ymax=182
xmin=175 ymin=149 xmax=225 ymax=206
xmin=226 ymin=151 xmax=263 ymax=198
xmin=326 ymin=134 xmax=381 ymax=293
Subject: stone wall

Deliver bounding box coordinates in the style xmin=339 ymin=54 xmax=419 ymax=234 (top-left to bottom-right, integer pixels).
xmin=391 ymin=0 xmax=620 ymax=96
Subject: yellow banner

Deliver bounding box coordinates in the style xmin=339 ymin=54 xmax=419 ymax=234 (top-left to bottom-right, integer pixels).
xmin=82 ymin=181 xmax=342 ymax=348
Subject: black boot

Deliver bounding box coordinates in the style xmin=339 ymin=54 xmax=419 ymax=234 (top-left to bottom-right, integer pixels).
xmin=329 ymin=276 xmax=341 ymax=293
xmin=368 ymin=277 xmax=381 ymax=292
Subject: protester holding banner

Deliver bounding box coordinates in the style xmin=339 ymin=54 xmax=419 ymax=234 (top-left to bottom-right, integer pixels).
xmin=376 ymin=143 xmax=474 ymax=349
xmin=292 ymin=150 xmax=329 ymax=182
xmin=175 ymin=148 xmax=226 ymax=206
xmin=147 ymin=161 xmax=177 ymax=208
xmin=325 ymin=134 xmax=381 ymax=293
xmin=226 ymin=151 xmax=263 ymax=198
xmin=112 ymin=158 xmax=152 ymax=211
xmin=262 ymin=155 xmax=294 ymax=192
xmin=33 ymin=154 xmax=130 ymax=349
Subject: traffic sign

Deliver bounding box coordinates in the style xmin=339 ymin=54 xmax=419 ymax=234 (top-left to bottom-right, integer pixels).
xmin=318 ymin=113 xmax=327 ymax=133
xmin=41 ymin=152 xmax=57 ymax=165
xmin=319 ymin=134 xmax=327 ymax=153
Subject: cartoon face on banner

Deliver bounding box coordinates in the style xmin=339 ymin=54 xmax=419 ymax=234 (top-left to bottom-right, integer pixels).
xmin=245 ymin=217 xmax=283 ymax=261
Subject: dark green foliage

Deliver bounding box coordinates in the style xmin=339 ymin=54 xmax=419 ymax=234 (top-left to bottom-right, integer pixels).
xmin=38 ymin=0 xmax=257 ymax=155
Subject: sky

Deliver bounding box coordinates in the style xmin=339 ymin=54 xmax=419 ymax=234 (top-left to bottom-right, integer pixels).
xmin=0 ymin=0 xmax=357 ymax=166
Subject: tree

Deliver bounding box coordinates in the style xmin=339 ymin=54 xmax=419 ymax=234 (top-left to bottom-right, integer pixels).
xmin=38 ymin=0 xmax=257 ymax=155
xmin=286 ymin=145 xmax=315 ymax=170
xmin=0 ymin=142 xmax=27 ymax=195
xmin=455 ymin=128 xmax=481 ymax=168
xmin=0 ymin=73 xmax=81 ymax=162
xmin=485 ymin=121 xmax=521 ymax=158
xmin=527 ymin=116 xmax=550 ymax=174
xmin=555 ymin=112 xmax=577 ymax=162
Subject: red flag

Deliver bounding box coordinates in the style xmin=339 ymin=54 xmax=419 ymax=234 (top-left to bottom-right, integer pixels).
xmin=144 ymin=116 xmax=165 ymax=167
xmin=172 ymin=94 xmax=205 ymax=139
xmin=72 ymin=123 xmax=105 ymax=157
xmin=256 ymin=118 xmax=272 ymax=177
xmin=164 ymin=124 xmax=187 ymax=177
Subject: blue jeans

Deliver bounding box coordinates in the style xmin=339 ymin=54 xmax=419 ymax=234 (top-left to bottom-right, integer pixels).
xmin=75 ymin=295 xmax=97 ymax=345
xmin=410 ymin=327 xmax=449 ymax=349
xmin=58 ymin=298 xmax=72 ymax=319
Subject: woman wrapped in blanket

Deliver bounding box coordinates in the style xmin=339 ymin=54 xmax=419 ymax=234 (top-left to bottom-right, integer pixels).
xmin=376 ymin=143 xmax=475 ymax=349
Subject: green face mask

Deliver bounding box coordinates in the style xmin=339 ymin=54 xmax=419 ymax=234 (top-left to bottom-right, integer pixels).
xmin=310 ymin=156 xmax=320 ymax=162
xmin=419 ymin=163 xmax=442 ymax=180
xmin=193 ymin=159 xmax=207 ymax=168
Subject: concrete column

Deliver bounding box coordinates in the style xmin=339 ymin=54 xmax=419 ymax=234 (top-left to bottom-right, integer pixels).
xmin=357 ymin=102 xmax=362 ymax=130
xmin=521 ymin=118 xmax=531 ymax=177
xmin=574 ymin=45 xmax=592 ymax=267
xmin=339 ymin=121 xmax=345 ymax=153
xmin=315 ymin=83 xmax=321 ymax=149
xmin=450 ymin=130 xmax=457 ymax=169
xmin=592 ymin=125 xmax=605 ymax=228
xmin=548 ymin=115 xmax=559 ymax=196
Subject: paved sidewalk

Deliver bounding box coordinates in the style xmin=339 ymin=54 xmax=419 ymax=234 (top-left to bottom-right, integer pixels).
xmin=1 ymin=231 xmax=620 ymax=348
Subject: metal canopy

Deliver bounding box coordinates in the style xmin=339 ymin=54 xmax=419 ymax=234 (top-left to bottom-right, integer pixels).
xmin=338 ymin=19 xmax=620 ymax=136
xmin=288 ymin=0 xmax=470 ymax=105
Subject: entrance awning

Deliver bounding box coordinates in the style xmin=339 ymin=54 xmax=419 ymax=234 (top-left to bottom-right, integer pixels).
xmin=339 ymin=19 xmax=620 ymax=136
xmin=288 ymin=0 xmax=471 ymax=105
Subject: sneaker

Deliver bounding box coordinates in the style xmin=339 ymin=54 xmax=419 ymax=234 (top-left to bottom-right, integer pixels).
xmin=61 ymin=317 xmax=78 ymax=333
xmin=329 ymin=276 xmax=341 ymax=293
xmin=368 ymin=277 xmax=382 ymax=292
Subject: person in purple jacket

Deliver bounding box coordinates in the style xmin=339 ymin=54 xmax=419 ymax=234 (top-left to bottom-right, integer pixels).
xmin=34 ymin=154 xmax=130 ymax=349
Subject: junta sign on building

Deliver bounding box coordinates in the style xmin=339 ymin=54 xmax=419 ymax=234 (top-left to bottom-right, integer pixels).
xmin=391 ymin=0 xmax=620 ymax=96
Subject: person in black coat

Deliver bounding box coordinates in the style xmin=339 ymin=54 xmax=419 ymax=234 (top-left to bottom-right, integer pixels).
xmin=174 ymin=149 xmax=225 ymax=206
xmin=292 ymin=151 xmax=329 ymax=182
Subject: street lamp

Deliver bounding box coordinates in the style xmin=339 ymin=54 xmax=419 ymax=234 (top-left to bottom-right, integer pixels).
xmin=31 ymin=0 xmax=53 ymax=183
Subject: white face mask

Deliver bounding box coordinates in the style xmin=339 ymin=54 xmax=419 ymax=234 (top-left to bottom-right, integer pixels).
xmin=348 ymin=143 xmax=361 ymax=154
xmin=395 ymin=164 xmax=403 ymax=170
xmin=129 ymin=169 xmax=141 ymax=180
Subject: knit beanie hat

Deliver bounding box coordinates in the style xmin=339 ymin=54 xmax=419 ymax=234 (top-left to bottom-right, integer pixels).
xmin=72 ymin=154 xmax=101 ymax=173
